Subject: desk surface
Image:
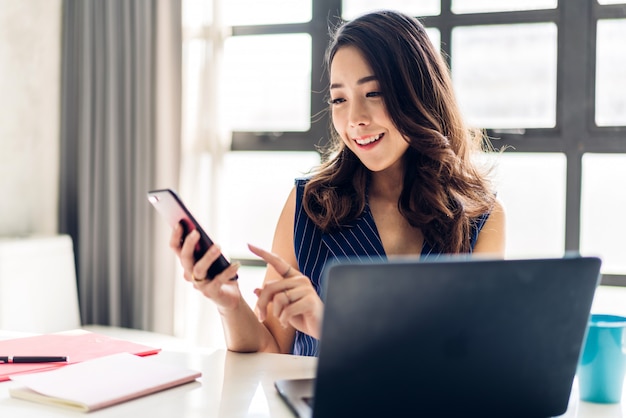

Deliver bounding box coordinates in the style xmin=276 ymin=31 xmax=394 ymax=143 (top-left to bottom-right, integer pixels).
xmin=0 ymin=326 xmax=624 ymax=418
xmin=0 ymin=326 xmax=316 ymax=418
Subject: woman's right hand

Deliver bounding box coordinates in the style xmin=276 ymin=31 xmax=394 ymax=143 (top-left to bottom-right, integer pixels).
xmin=169 ymin=224 xmax=242 ymax=312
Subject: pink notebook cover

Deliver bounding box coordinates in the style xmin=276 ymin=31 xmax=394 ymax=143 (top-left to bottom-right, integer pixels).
xmin=0 ymin=330 xmax=160 ymax=381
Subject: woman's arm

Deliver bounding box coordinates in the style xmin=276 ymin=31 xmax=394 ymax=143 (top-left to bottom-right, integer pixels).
xmin=472 ymin=198 xmax=506 ymax=257
xmin=250 ymin=186 xmax=300 ymax=353
xmin=170 ymin=188 xmax=300 ymax=353
xmin=173 ymin=186 xmax=324 ymax=353
xmin=174 ymin=226 xmax=281 ymax=353
xmin=217 ymin=186 xmax=308 ymax=353
xmin=251 ymin=186 xmax=324 ymax=351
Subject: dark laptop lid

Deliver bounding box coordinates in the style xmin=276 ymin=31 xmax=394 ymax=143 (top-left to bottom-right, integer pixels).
xmin=311 ymin=256 xmax=601 ymax=418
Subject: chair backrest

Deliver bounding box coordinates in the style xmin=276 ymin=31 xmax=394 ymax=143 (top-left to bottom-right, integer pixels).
xmin=0 ymin=234 xmax=81 ymax=333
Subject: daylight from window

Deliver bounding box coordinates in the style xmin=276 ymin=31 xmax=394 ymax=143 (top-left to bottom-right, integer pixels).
xmin=182 ymin=0 xmax=626 ymax=277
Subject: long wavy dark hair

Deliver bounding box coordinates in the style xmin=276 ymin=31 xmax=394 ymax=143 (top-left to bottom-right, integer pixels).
xmin=303 ymin=10 xmax=496 ymax=254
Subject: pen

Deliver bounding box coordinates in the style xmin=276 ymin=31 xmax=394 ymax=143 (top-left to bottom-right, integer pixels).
xmin=0 ymin=356 xmax=68 ymax=363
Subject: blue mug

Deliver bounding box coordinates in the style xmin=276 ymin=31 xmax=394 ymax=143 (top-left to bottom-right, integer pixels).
xmin=577 ymin=314 xmax=626 ymax=403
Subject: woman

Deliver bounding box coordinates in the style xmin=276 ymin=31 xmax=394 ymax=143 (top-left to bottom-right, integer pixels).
xmin=171 ymin=10 xmax=506 ymax=357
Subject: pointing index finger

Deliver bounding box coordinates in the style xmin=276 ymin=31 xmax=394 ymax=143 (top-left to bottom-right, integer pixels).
xmin=247 ymin=243 xmax=297 ymax=278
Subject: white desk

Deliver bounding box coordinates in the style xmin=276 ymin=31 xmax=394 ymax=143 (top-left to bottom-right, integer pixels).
xmin=0 ymin=326 xmax=624 ymax=418
xmin=0 ymin=326 xmax=316 ymax=417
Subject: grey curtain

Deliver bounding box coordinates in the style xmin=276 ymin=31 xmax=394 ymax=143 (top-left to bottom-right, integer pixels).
xmin=59 ymin=0 xmax=182 ymax=330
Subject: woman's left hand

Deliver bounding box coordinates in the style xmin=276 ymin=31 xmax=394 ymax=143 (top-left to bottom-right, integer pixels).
xmin=249 ymin=244 xmax=324 ymax=339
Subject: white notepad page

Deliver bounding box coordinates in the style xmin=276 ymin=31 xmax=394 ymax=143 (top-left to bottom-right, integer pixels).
xmin=9 ymin=352 xmax=201 ymax=412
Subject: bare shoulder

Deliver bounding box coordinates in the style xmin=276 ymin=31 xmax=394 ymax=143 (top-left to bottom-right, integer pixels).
xmin=276 ymin=186 xmax=297 ymax=229
xmin=473 ymin=198 xmax=506 ymax=257
xmin=489 ymin=198 xmax=506 ymax=223
xmin=261 ymin=186 xmax=299 ymax=353
xmin=267 ymin=186 xmax=298 ymax=274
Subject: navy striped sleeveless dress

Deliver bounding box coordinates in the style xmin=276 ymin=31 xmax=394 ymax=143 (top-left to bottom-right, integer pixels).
xmin=292 ymin=178 xmax=490 ymax=357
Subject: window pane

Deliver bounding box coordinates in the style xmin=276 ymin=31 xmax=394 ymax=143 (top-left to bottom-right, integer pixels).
xmin=222 ymin=34 xmax=311 ymax=132
xmin=342 ymin=0 xmax=440 ymax=20
xmin=182 ymin=40 xmax=205 ymax=148
xmin=223 ymin=0 xmax=311 ymax=26
xmin=480 ymin=152 xmax=566 ymax=259
xmin=452 ymin=23 xmax=557 ymax=129
xmin=581 ymin=154 xmax=626 ymax=275
xmin=182 ymin=0 xmax=212 ymax=29
xmin=452 ymin=0 xmax=556 ymax=14
xmin=238 ymin=266 xmax=267 ymax=309
xmin=426 ymin=28 xmax=440 ymax=51
xmin=595 ymin=19 xmax=626 ymax=127
xmin=218 ymin=152 xmax=321 ymax=258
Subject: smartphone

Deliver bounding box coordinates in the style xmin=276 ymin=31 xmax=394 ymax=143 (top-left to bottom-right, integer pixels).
xmin=147 ymin=188 xmax=236 ymax=280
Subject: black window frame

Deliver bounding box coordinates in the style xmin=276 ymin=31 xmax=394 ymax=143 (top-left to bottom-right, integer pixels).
xmin=228 ymin=0 xmax=626 ymax=285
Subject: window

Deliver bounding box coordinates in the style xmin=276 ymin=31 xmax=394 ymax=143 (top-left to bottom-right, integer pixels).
xmin=342 ymin=0 xmax=440 ymax=19
xmin=487 ymin=153 xmax=566 ymax=259
xmin=595 ymin=19 xmax=626 ymax=126
xmin=581 ymin=154 xmax=626 ymax=275
xmin=223 ymin=0 xmax=311 ymax=25
xmin=183 ymin=0 xmax=626 ymax=285
xmin=222 ymin=34 xmax=312 ymax=132
xmin=452 ymin=23 xmax=558 ymax=129
xmin=451 ymin=0 xmax=557 ymax=14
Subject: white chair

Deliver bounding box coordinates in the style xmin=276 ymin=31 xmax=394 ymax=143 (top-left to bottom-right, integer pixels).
xmin=0 ymin=234 xmax=81 ymax=333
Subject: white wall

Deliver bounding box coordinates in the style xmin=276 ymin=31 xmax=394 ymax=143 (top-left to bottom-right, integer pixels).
xmin=0 ymin=0 xmax=62 ymax=236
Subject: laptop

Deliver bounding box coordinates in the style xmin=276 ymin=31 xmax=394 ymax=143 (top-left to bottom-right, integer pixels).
xmin=275 ymin=256 xmax=602 ymax=418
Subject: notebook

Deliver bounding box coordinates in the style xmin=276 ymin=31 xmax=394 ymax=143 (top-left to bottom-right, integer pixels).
xmin=275 ymin=256 xmax=602 ymax=418
xmin=0 ymin=330 xmax=160 ymax=382
xmin=9 ymin=352 xmax=201 ymax=412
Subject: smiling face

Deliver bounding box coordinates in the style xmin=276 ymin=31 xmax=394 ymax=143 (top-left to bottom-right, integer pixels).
xmin=329 ymin=46 xmax=410 ymax=174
